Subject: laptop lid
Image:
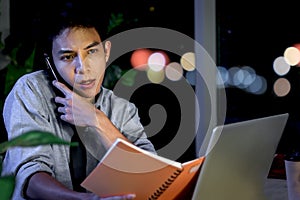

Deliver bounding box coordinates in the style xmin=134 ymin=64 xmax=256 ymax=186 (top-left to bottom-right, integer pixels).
xmin=191 ymin=113 xmax=289 ymax=200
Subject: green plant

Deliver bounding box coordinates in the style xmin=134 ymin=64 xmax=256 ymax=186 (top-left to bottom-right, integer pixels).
xmin=0 ymin=131 xmax=77 ymax=200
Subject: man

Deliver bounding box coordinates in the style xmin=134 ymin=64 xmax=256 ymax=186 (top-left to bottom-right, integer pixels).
xmin=1 ymin=6 xmax=156 ymax=200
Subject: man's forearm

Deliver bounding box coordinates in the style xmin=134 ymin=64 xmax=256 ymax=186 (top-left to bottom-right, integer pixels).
xmin=92 ymin=109 xmax=129 ymax=150
xmin=26 ymin=171 xmax=82 ymax=200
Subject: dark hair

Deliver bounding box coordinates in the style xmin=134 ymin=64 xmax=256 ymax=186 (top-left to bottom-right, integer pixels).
xmin=34 ymin=1 xmax=110 ymax=69
xmin=42 ymin=6 xmax=108 ymax=52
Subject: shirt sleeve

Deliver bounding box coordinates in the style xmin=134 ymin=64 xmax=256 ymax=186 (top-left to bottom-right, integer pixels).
xmin=95 ymin=88 xmax=157 ymax=154
xmin=119 ymin=101 xmax=157 ymax=154
xmin=1 ymin=76 xmax=56 ymax=199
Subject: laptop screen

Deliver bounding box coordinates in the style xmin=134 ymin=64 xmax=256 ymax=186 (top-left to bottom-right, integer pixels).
xmin=192 ymin=113 xmax=288 ymax=200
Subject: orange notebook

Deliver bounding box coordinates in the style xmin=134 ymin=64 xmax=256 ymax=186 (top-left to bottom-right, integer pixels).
xmin=81 ymin=138 xmax=205 ymax=200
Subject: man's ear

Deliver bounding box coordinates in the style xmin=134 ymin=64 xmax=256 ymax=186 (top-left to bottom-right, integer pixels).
xmin=104 ymin=41 xmax=111 ymax=62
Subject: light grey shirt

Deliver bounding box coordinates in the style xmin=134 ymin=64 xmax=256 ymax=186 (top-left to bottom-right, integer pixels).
xmin=1 ymin=70 xmax=156 ymax=200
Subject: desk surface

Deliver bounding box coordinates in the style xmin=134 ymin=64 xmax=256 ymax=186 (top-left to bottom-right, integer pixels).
xmin=264 ymin=178 xmax=288 ymax=200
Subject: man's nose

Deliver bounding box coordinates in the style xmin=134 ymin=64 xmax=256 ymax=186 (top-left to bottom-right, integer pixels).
xmin=75 ymin=55 xmax=87 ymax=74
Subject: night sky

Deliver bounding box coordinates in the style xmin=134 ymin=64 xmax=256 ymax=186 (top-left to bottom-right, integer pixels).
xmin=217 ymin=1 xmax=300 ymax=154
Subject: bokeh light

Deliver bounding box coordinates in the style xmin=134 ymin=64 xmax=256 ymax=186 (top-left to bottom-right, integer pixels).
xmin=216 ymin=66 xmax=229 ymax=87
xmin=241 ymin=66 xmax=256 ymax=86
xmin=157 ymin=50 xmax=170 ymax=65
xmin=245 ymin=75 xmax=267 ymax=95
xmin=226 ymin=66 xmax=257 ymax=89
xmin=130 ymin=48 xmax=152 ymax=70
xmin=148 ymin=52 xmax=167 ymax=72
xmin=227 ymin=67 xmax=240 ymax=86
xmin=149 ymin=6 xmax=155 ymax=12
xmin=222 ymin=65 xmax=266 ymax=94
xmin=273 ymin=56 xmax=290 ymax=76
xmin=273 ymin=77 xmax=291 ymax=97
xmin=283 ymin=46 xmax=300 ymax=66
xmin=180 ymin=52 xmax=195 ymax=71
xmin=230 ymin=66 xmax=254 ymax=89
xmin=293 ymin=43 xmax=300 ymax=66
xmin=165 ymin=62 xmax=183 ymax=81
xmin=185 ymin=70 xmax=196 ymax=86
xmin=147 ymin=68 xmax=165 ymax=84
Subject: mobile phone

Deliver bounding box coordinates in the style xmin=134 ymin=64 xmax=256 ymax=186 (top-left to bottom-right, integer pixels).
xmin=43 ymin=54 xmax=72 ymax=97
xmin=44 ymin=53 xmax=59 ymax=81
xmin=44 ymin=53 xmax=67 ymax=97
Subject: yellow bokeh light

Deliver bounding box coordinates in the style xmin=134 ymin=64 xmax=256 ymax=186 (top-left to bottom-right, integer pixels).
xmin=283 ymin=46 xmax=300 ymax=66
xmin=180 ymin=52 xmax=195 ymax=71
xmin=147 ymin=68 xmax=165 ymax=84
xmin=149 ymin=6 xmax=155 ymax=12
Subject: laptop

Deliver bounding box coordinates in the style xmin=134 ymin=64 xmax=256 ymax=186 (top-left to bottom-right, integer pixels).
xmin=191 ymin=113 xmax=289 ymax=200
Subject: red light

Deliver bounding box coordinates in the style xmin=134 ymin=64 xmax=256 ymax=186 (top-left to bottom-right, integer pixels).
xmin=130 ymin=48 xmax=152 ymax=70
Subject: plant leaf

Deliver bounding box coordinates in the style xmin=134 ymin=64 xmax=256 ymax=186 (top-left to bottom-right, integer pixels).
xmin=0 ymin=155 xmax=3 ymax=174
xmin=0 ymin=131 xmax=78 ymax=154
xmin=0 ymin=176 xmax=15 ymax=200
xmin=107 ymin=13 xmax=124 ymax=34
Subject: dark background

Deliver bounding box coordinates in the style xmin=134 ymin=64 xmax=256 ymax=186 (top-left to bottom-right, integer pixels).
xmin=217 ymin=1 xmax=300 ymax=154
xmin=1 ymin=0 xmax=300 ymax=161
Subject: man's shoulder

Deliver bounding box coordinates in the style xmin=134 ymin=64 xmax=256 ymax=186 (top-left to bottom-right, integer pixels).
xmin=19 ymin=70 xmax=48 ymax=81
xmin=100 ymin=87 xmax=130 ymax=104
xmin=9 ymin=70 xmax=52 ymax=96
xmin=15 ymin=70 xmax=49 ymax=86
xmin=4 ymin=70 xmax=54 ymax=112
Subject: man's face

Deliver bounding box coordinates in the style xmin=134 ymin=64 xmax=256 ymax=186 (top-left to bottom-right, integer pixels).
xmin=52 ymin=27 xmax=111 ymax=99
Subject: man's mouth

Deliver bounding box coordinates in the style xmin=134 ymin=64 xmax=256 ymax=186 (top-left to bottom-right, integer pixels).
xmin=77 ymin=79 xmax=96 ymax=89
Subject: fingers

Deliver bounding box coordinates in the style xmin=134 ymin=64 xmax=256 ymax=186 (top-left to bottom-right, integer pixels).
xmin=52 ymin=80 xmax=72 ymax=97
xmin=57 ymin=106 xmax=70 ymax=114
xmin=52 ymin=81 xmax=79 ymax=124
xmin=54 ymin=96 xmax=71 ymax=106
xmin=53 ymin=93 xmax=73 ymax=123
xmin=123 ymin=194 xmax=136 ymax=200
xmin=55 ymin=100 xmax=74 ymax=123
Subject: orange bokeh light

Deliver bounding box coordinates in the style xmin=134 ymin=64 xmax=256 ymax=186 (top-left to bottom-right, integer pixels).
xmin=130 ymin=48 xmax=152 ymax=71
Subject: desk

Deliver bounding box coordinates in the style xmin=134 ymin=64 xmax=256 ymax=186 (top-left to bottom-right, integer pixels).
xmin=264 ymin=178 xmax=288 ymax=200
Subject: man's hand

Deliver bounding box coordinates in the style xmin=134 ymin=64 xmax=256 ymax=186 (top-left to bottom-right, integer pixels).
xmin=52 ymin=80 xmax=98 ymax=127
xmin=26 ymin=172 xmax=136 ymax=200
xmin=52 ymin=80 xmax=128 ymax=149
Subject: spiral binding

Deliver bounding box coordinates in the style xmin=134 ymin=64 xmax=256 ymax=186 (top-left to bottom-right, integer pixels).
xmin=148 ymin=169 xmax=182 ymax=200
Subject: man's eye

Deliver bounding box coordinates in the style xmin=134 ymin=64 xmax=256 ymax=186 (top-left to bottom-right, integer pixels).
xmin=88 ymin=49 xmax=98 ymax=54
xmin=61 ymin=54 xmax=75 ymax=61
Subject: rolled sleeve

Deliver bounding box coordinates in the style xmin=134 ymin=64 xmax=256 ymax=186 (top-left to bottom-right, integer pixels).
xmin=3 ymin=146 xmax=54 ymax=199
